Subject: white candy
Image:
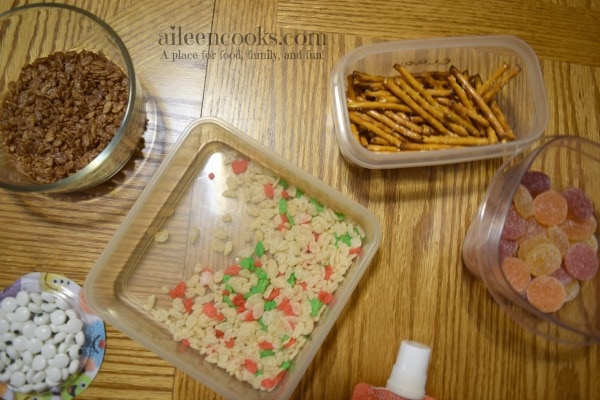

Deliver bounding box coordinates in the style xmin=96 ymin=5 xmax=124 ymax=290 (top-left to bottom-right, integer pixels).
xmin=0 ymin=290 xmax=86 ymax=394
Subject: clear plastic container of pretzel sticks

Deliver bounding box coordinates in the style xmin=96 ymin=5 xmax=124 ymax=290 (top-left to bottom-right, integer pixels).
xmin=330 ymin=35 xmax=549 ymax=169
xmin=84 ymin=117 xmax=382 ymax=400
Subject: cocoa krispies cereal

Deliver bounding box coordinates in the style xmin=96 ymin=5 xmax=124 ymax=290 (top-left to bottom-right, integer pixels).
xmin=150 ymin=154 xmax=365 ymax=391
xmin=0 ymin=50 xmax=129 ymax=183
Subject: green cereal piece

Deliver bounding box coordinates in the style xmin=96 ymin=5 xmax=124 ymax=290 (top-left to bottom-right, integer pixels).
xmin=280 ymin=180 xmax=289 ymax=189
xmin=246 ymin=278 xmax=269 ymax=299
xmin=264 ymin=300 xmax=277 ymax=311
xmin=240 ymin=256 xmax=255 ymax=271
xmin=280 ymin=360 xmax=292 ymax=370
xmin=280 ymin=334 xmax=290 ymax=343
xmin=223 ymin=275 xmax=231 ymax=283
xmin=287 ymin=272 xmax=296 ymax=286
xmin=258 ymin=317 xmax=268 ymax=331
xmin=260 ymin=349 xmax=275 ymax=358
xmin=295 ymin=188 xmax=304 ymax=198
xmin=255 ymin=369 xmax=264 ymax=377
xmin=309 ymin=298 xmax=324 ymax=317
xmin=255 ymin=268 xmax=268 ymax=280
xmin=255 ymin=241 xmax=265 ymax=257
xmin=335 ymin=232 xmax=352 ymax=247
xmin=225 ymin=284 xmax=235 ymax=294
xmin=223 ymin=295 xmax=233 ymax=307
xmin=309 ymin=198 xmax=324 ymax=212
xmin=278 ymin=198 xmax=287 ymax=215
xmin=336 ymin=212 xmax=345 ymax=221
xmin=285 ymin=212 xmax=295 ymax=226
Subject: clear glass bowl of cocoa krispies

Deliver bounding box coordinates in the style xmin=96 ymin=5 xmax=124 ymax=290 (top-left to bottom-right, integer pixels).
xmin=0 ymin=4 xmax=145 ymax=193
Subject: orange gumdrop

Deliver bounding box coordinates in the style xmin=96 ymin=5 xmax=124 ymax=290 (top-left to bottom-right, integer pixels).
xmin=525 ymin=242 xmax=562 ymax=277
xmin=533 ymin=190 xmax=568 ymax=226
xmin=501 ymin=257 xmax=531 ymax=293
xmin=526 ymin=276 xmax=566 ymax=313
xmin=559 ymin=216 xmax=598 ymax=241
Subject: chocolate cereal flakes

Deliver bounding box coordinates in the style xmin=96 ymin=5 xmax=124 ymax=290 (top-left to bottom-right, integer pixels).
xmin=0 ymin=50 xmax=129 ymax=184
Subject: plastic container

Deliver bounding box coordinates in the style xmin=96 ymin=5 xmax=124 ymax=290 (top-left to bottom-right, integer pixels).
xmin=83 ymin=117 xmax=382 ymax=400
xmin=0 ymin=4 xmax=145 ymax=193
xmin=330 ymin=35 xmax=548 ymax=169
xmin=463 ymin=136 xmax=600 ymax=345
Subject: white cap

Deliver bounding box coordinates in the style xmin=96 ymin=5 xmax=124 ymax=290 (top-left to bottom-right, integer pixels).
xmin=385 ymin=340 xmax=431 ymax=400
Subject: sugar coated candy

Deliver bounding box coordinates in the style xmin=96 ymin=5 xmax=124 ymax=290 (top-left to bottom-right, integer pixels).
xmin=501 ymin=257 xmax=531 ymax=293
xmin=501 ymin=205 xmax=526 ymax=241
xmin=564 ymin=242 xmax=599 ymax=281
xmin=562 ymin=188 xmax=593 ymax=222
xmin=526 ymin=276 xmax=566 ymax=313
xmin=533 ymin=190 xmax=568 ymax=226
xmin=521 ymin=171 xmax=551 ymax=197
xmin=513 ymin=184 xmax=534 ymax=218
xmin=525 ymin=242 xmax=562 ymax=277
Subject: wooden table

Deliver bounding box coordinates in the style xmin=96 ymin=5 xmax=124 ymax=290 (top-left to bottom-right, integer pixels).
xmin=1 ymin=1 xmax=599 ymax=399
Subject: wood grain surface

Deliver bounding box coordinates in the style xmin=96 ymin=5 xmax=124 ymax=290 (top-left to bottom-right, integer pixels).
xmin=0 ymin=0 xmax=599 ymax=399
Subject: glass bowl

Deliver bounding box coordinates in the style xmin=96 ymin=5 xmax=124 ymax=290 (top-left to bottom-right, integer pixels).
xmin=463 ymin=136 xmax=600 ymax=345
xmin=0 ymin=4 xmax=145 ymax=193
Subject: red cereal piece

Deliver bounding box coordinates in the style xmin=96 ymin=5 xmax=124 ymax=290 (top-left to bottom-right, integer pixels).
xmin=521 ymin=171 xmax=551 ymax=197
xmin=203 ymin=302 xmax=221 ymax=319
xmin=564 ymin=242 xmax=599 ymax=280
xmin=562 ymin=188 xmax=593 ymax=222
xmin=525 ymin=242 xmax=562 ymax=277
xmin=169 ymin=281 xmax=187 ymax=298
xmin=261 ymin=371 xmax=286 ymax=390
xmin=254 ymin=259 xmax=263 ymax=267
xmin=266 ymin=287 xmax=281 ymax=301
xmin=225 ymin=338 xmax=235 ymax=348
xmin=283 ymin=337 xmax=297 ymax=349
xmin=559 ymin=216 xmax=598 ymax=241
xmin=231 ymin=158 xmax=249 ymax=174
xmin=513 ymin=184 xmax=534 ymax=218
xmin=501 ymin=205 xmax=526 ymax=240
xmin=177 ymin=339 xmax=190 ymax=353
xmin=318 ymin=291 xmax=333 ymax=304
xmin=224 ymin=264 xmax=241 ymax=276
xmin=533 ymin=190 xmax=568 ymax=226
xmin=323 ymin=265 xmax=333 ymax=281
xmin=526 ymin=276 xmax=567 ymax=313
xmin=349 ymin=247 xmax=362 ymax=255
xmin=264 ymin=183 xmax=275 ymax=199
xmin=208 ymin=172 xmax=215 ymax=180
xmin=183 ymin=297 xmax=194 ymax=313
xmin=501 ymin=257 xmax=531 ymax=293
xmin=281 ymin=190 xmax=290 ymax=199
xmin=244 ymin=359 xmax=258 ymax=374
xmin=259 ymin=341 xmax=274 ymax=350
xmin=277 ymin=298 xmax=296 ymax=316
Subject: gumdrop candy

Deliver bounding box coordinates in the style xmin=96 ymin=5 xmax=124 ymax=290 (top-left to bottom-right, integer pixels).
xmin=533 ymin=190 xmax=568 ymax=226
xmin=502 ymin=205 xmax=526 ymax=241
xmin=559 ymin=215 xmax=597 ymax=241
xmin=526 ymin=276 xmax=566 ymax=313
xmin=499 ymin=239 xmax=518 ymax=263
xmin=546 ymin=226 xmax=570 ymax=257
xmin=525 ymin=242 xmax=562 ymax=277
xmin=513 ymin=184 xmax=534 ymax=218
xmin=521 ymin=171 xmax=551 ymax=197
xmin=517 ymin=235 xmax=552 ymax=259
xmin=564 ymin=242 xmax=599 ymax=280
xmin=501 ymin=257 xmax=531 ymax=293
xmin=562 ymin=188 xmax=593 ymax=222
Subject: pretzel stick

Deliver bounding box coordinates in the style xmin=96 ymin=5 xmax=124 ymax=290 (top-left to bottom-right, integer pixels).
xmin=448 ymin=75 xmax=473 ymax=109
xmin=383 ymin=111 xmax=424 ymax=134
xmin=347 ymin=74 xmax=357 ymax=101
xmin=490 ymin=100 xmax=516 ymax=140
xmin=476 ymin=63 xmax=509 ymax=95
xmin=422 ymin=136 xmax=490 ymax=146
xmin=349 ymin=112 xmax=403 ymax=147
xmin=353 ymin=71 xmax=385 ymax=83
xmin=347 ymin=99 xmax=413 ymax=113
xmin=450 ymin=66 xmax=507 ymax=139
xmin=400 ymin=142 xmax=458 ymax=151
xmin=394 ymin=65 xmax=479 ymax=136
xmin=482 ymin=65 xmax=522 ymax=102
xmin=366 ymin=144 xmax=400 ymax=152
xmin=366 ymin=110 xmax=423 ymax=142
xmin=385 ymin=78 xmax=458 ymax=137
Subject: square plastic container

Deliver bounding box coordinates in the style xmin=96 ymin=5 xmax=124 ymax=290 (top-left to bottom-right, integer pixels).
xmin=83 ymin=117 xmax=382 ymax=400
xmin=330 ymin=35 xmax=549 ymax=169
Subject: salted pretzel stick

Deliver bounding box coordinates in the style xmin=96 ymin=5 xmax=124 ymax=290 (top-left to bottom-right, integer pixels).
xmin=490 ymin=100 xmax=516 ymax=140
xmin=394 ymin=65 xmax=479 ymax=136
xmin=347 ymin=74 xmax=357 ymax=101
xmin=400 ymin=142 xmax=458 ymax=151
xmin=366 ymin=110 xmax=423 ymax=142
xmin=349 ymin=112 xmax=403 ymax=147
xmin=350 ymin=122 xmax=360 ymax=142
xmin=486 ymin=126 xmax=499 ymax=144
xmin=353 ymin=71 xmax=385 ymax=83
xmin=385 ymin=78 xmax=457 ymax=137
xmin=476 ymin=63 xmax=509 ymax=95
xmin=482 ymin=65 xmax=522 ymax=102
xmin=366 ymin=144 xmax=400 ymax=152
xmin=449 ymin=101 xmax=489 ymax=129
xmin=347 ymin=100 xmax=413 ymax=113
xmin=422 ymin=135 xmax=490 ymax=146
xmin=450 ymin=66 xmax=507 ymax=139
xmin=383 ymin=111 xmax=424 ymax=134
xmin=421 ymin=71 xmax=449 ymax=89
xmin=448 ymin=75 xmax=473 ymax=109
